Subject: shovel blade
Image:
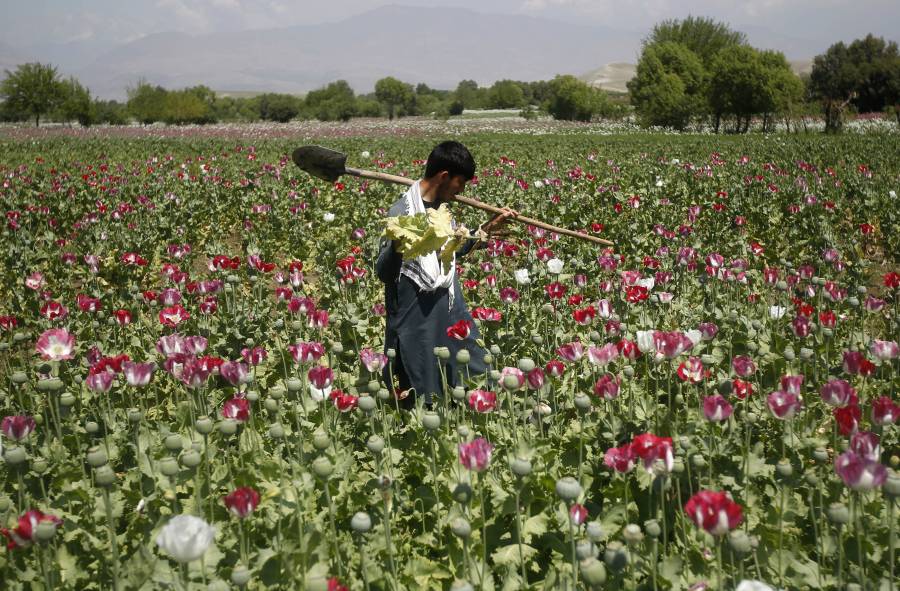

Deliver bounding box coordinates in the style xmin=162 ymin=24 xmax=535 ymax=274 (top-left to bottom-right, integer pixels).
xmin=291 ymin=145 xmax=348 ymax=183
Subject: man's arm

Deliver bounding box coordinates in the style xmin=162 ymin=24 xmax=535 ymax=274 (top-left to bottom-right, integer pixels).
xmin=375 ymin=237 xmax=402 ymax=283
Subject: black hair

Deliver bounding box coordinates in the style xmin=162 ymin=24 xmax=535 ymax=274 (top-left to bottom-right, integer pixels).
xmin=424 ymin=141 xmax=476 ymax=181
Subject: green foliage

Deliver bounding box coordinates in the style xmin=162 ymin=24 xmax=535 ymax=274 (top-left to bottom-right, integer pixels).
xmin=0 ymin=62 xmax=67 ymax=126
xmin=255 ymin=93 xmax=303 ymax=123
xmin=374 ymin=76 xmax=415 ymax=120
xmin=644 ymin=15 xmax=747 ymax=66
xmin=452 ymin=80 xmax=486 ymax=110
xmin=305 ymin=80 xmax=356 ymax=122
xmin=628 ymin=42 xmax=706 ymax=130
xmin=545 ymin=75 xmax=615 ymax=122
xmin=160 ymin=86 xmax=216 ymax=125
xmin=56 ymin=77 xmax=97 ymax=126
xmin=93 ymin=100 xmax=128 ymax=125
xmin=126 ymin=80 xmax=167 ymax=124
xmin=487 ymin=80 xmax=526 ymax=109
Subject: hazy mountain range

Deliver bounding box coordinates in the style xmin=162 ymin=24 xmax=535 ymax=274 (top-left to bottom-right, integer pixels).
xmin=2 ymin=5 xmax=821 ymax=100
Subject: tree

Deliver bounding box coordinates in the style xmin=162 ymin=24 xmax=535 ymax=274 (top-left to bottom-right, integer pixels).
xmin=545 ymin=75 xmax=614 ymax=122
xmin=94 ymin=99 xmax=128 ymax=125
xmin=628 ymin=42 xmax=706 ymax=130
xmin=0 ymin=62 xmax=67 ymax=126
xmin=644 ymin=16 xmax=747 ymax=67
xmin=127 ymin=80 xmax=168 ymax=124
xmin=256 ymin=93 xmax=302 ymax=122
xmin=374 ymin=77 xmax=414 ymax=120
xmin=486 ymin=80 xmax=526 ymax=109
xmin=758 ymin=50 xmax=804 ymax=131
xmin=161 ymin=89 xmax=214 ymax=125
xmin=57 ymin=77 xmax=96 ymax=126
xmin=305 ymin=81 xmax=356 ymax=121
xmin=708 ymin=45 xmax=768 ymax=132
xmin=845 ymin=35 xmax=900 ymax=114
xmin=452 ymin=80 xmax=485 ymax=110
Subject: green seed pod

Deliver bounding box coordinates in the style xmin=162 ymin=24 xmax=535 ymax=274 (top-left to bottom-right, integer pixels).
xmin=585 ymin=522 xmax=603 ymax=542
xmin=783 ymin=347 xmax=795 ymax=361
xmin=691 ymin=454 xmax=707 ymax=469
xmin=376 ymin=388 xmax=391 ymax=401
xmin=367 ymin=435 xmax=384 ymax=455
xmin=195 ymin=416 xmax=214 ymax=435
xmin=776 ymin=459 xmax=793 ymax=479
xmin=603 ymin=541 xmax=628 ymax=572
xmin=0 ymin=497 xmax=10 ymax=512
xmin=574 ymin=393 xmax=591 ymax=412
xmin=517 ymin=358 xmax=536 ymax=372
xmin=311 ymin=456 xmax=334 ymax=479
xmin=34 ymin=520 xmax=59 ymax=543
xmin=164 ymin=434 xmax=183 ymax=452
xmin=312 ymin=429 xmax=331 ymax=450
xmin=457 ymin=425 xmax=471 ymax=439
xmin=745 ymin=412 xmax=759 ymax=425
xmin=490 ymin=344 xmax=501 ymax=356
xmin=158 ymin=457 xmax=179 ymax=477
xmin=555 ymin=477 xmax=582 ymax=502
xmin=576 ymin=539 xmax=596 ymax=561
xmin=623 ymin=366 xmax=635 ymax=378
xmin=291 ymin=320 xmax=304 ymax=331
xmin=269 ymin=384 xmax=286 ymax=399
xmin=510 ymin=457 xmax=532 ymax=478
xmin=827 ymin=502 xmax=850 ymax=525
xmin=305 ymin=576 xmax=330 ymax=591
xmin=95 ymin=464 xmax=117 ymax=487
xmin=330 ymin=342 xmax=344 ymax=355
xmin=268 ymin=423 xmax=285 ymax=439
xmin=580 ymin=557 xmax=607 ymax=586
xmin=450 ymin=517 xmax=471 ymax=539
xmin=531 ymin=334 xmax=543 ymax=345
xmin=883 ymin=471 xmax=900 ymax=498
xmin=358 ymin=395 xmax=376 ymax=412
xmin=366 ymin=380 xmax=380 ymax=393
xmin=31 ymin=458 xmax=49 ymax=474
xmin=219 ymin=419 xmax=238 ymax=435
xmin=245 ymin=390 xmax=259 ymax=402
xmin=452 ymin=387 xmax=466 ymax=401
xmin=386 ymin=348 xmax=396 ymax=359
xmin=700 ymin=354 xmax=715 ymax=365
xmin=10 ymin=371 xmax=28 ymax=384
xmin=285 ymin=377 xmax=302 ymax=392
xmin=452 ymin=482 xmax=473 ymax=505
xmin=264 ymin=398 xmax=279 ymax=412
xmin=126 ymin=408 xmax=142 ymax=424
xmin=644 ymin=520 xmax=661 ymax=539
xmin=799 ymin=347 xmax=814 ymax=360
xmin=456 ymin=349 xmax=471 ymax=365
xmin=351 ymin=511 xmax=372 ymax=533
xmin=422 ymin=412 xmax=441 ymax=432
xmin=4 ymin=446 xmax=27 ymax=465
xmin=85 ymin=420 xmax=99 ymax=434
xmin=230 ymin=565 xmax=251 ymax=588
xmin=728 ymin=530 xmax=752 ymax=555
xmin=847 ymin=297 xmax=859 ymax=307
xmin=717 ymin=379 xmax=733 ymax=395
xmin=822 ymin=328 xmax=833 ymax=338
xmin=59 ymin=392 xmax=77 ymax=407
xmin=672 ymin=458 xmax=685 ymax=474
xmin=41 ymin=378 xmax=65 ymax=392
xmin=434 ymin=347 xmax=450 ymax=360
xmin=86 ymin=446 xmax=108 ymax=468
xmin=180 ymin=450 xmax=202 ymax=469
xmin=804 ymin=472 xmax=819 ymax=487
xmin=674 ymin=393 xmax=684 ymax=405
xmin=622 ymin=524 xmax=644 ymax=545
xmin=482 ymin=353 xmax=493 ymax=365
xmin=856 ymin=285 xmax=867 ymax=295
xmin=775 ymin=280 xmax=788 ymax=291
xmin=812 ymin=447 xmax=829 ymax=463
xmin=13 ymin=332 xmax=29 ymax=343
xmin=490 ymin=369 xmax=502 ymax=382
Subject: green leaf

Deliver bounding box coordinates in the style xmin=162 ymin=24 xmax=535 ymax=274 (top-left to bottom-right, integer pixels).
xmin=491 ymin=543 xmax=537 ymax=567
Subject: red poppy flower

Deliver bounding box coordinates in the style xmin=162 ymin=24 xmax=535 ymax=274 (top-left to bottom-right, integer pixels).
xmin=447 ymin=319 xmax=472 ymax=340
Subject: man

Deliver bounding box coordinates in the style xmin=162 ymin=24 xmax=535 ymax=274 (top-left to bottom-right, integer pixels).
xmin=376 ymin=141 xmax=515 ymax=407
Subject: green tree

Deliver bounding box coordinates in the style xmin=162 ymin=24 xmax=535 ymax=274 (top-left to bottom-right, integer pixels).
xmin=452 ymin=80 xmax=485 ymax=110
xmin=628 ymin=42 xmax=706 ymax=130
xmin=644 ymin=16 xmax=747 ymax=67
xmin=160 ymin=89 xmax=213 ymax=124
xmin=94 ymin=99 xmax=128 ymax=125
xmin=758 ymin=50 xmax=804 ymax=132
xmin=0 ymin=62 xmax=67 ymax=126
xmin=374 ymin=77 xmax=414 ymax=120
xmin=58 ymin=77 xmax=96 ymax=126
xmin=127 ymin=80 xmax=167 ymax=124
xmin=257 ymin=93 xmax=302 ymax=122
xmin=545 ymin=75 xmax=614 ymax=122
xmin=487 ymin=80 xmax=526 ymax=109
xmin=845 ymin=35 xmax=900 ymax=115
xmin=305 ymin=81 xmax=356 ymax=121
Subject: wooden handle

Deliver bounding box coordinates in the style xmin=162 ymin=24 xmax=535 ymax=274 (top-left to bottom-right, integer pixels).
xmin=344 ymin=167 xmax=614 ymax=246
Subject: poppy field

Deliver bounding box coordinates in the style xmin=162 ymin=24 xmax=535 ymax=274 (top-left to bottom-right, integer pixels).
xmin=1 ymin=126 xmax=899 ymax=590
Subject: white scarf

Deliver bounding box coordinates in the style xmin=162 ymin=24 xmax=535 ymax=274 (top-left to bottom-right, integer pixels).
xmin=399 ymin=180 xmax=456 ymax=309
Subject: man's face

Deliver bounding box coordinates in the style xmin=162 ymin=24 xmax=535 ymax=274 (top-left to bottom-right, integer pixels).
xmin=436 ymin=173 xmax=468 ymax=203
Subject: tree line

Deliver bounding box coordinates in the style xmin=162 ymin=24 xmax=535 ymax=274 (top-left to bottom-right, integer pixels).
xmin=1 ymin=17 xmax=897 ymax=132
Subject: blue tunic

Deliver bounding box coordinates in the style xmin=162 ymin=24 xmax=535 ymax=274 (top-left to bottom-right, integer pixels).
xmin=376 ymin=196 xmax=488 ymax=403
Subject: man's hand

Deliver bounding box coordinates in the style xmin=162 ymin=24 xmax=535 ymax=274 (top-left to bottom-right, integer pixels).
xmin=478 ymin=207 xmax=519 ymax=239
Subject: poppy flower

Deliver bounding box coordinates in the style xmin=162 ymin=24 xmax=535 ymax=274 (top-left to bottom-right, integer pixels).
xmin=684 ymin=490 xmax=742 ymax=536
xmin=446 ymin=320 xmax=472 ymax=340
xmin=223 ymin=487 xmax=260 ymax=519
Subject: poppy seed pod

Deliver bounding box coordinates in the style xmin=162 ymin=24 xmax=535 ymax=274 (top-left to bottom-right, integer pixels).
xmin=164 ymin=434 xmax=184 ymax=452
xmin=623 ymin=366 xmax=634 ymax=378
xmin=585 ymin=521 xmax=603 ymax=542
xmin=490 ymin=344 xmax=501 ymax=356
xmin=603 ymin=541 xmax=629 ymax=572
xmin=457 ymin=425 xmax=470 ymax=438
xmin=219 ymin=418 xmax=238 ymax=435
xmin=644 ymin=520 xmax=661 ymax=539
xmin=264 ymin=398 xmax=278 ymax=413
xmin=422 ymin=412 xmax=441 ymax=432
xmin=622 ymin=524 xmax=643 ymax=545
xmin=728 ymin=530 xmax=752 ymax=554
xmin=482 ymin=353 xmax=493 ymax=365
xmin=85 ymin=420 xmax=99 ymax=434
xmin=452 ymin=386 xmax=466 ymax=401
xmin=451 ymin=517 xmax=472 ymax=539
xmin=311 ymin=456 xmax=334 ymax=479
xmin=812 ymin=447 xmax=829 ymax=463
xmin=312 ymin=429 xmax=331 ymax=450
xmin=580 ymin=557 xmax=607 ymax=586
xmin=574 ymin=394 xmax=591 ymax=412
xmin=194 ymin=416 xmax=214 ymax=435
xmin=351 ymin=511 xmax=372 ymax=533
xmin=4 ymin=446 xmax=27 ymax=465
xmin=776 ymin=459 xmax=793 ymax=479
xmin=158 ymin=457 xmax=180 ymax=477
xmin=883 ymin=471 xmax=900 ymax=498
xmin=34 ymin=520 xmax=59 ymax=543
xmin=452 ymin=482 xmax=473 ymax=505
xmin=180 ymin=450 xmax=201 ymax=469
xmin=456 ymin=349 xmax=471 ymax=365
xmin=11 ymin=370 xmax=28 ymax=384
xmin=517 ymin=358 xmax=535 ymax=372
xmin=95 ymin=464 xmax=117 ymax=487
xmin=86 ymin=446 xmax=108 ymax=468
xmin=555 ymin=477 xmax=582 ymax=502
xmin=358 ymin=395 xmax=376 ymax=412
xmin=367 ymin=435 xmax=384 ymax=455
xmin=576 ymin=539 xmax=596 ymax=560
xmin=531 ymin=334 xmax=543 ymax=345
xmin=268 ymin=423 xmax=284 ymax=438
xmin=827 ymin=502 xmax=850 ymax=525
xmin=285 ymin=377 xmax=302 ymax=392
xmin=60 ymin=392 xmax=76 ymax=407
xmin=510 ymin=457 xmax=532 ymax=477
xmin=231 ymin=565 xmax=251 ymax=587
xmin=269 ymin=384 xmax=285 ymax=399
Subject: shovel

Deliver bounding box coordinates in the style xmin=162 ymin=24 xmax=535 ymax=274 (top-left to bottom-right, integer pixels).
xmin=292 ymin=145 xmax=614 ymax=246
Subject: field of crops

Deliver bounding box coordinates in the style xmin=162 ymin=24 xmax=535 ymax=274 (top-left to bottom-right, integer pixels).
xmin=1 ymin=126 xmax=898 ymax=590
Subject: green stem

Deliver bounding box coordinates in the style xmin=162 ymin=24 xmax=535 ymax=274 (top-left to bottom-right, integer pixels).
xmin=102 ymin=488 xmax=121 ymax=591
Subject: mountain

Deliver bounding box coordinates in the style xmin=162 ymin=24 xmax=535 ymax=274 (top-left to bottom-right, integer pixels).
xmin=67 ymin=5 xmax=640 ymax=99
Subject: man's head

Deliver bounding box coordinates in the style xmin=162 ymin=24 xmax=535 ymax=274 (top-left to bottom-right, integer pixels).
xmin=423 ymin=141 xmax=475 ymax=202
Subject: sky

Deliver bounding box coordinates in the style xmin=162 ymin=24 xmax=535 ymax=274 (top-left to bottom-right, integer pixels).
xmin=2 ymin=0 xmax=898 ymax=49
